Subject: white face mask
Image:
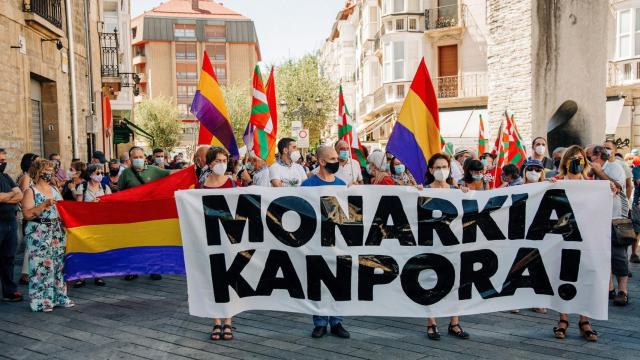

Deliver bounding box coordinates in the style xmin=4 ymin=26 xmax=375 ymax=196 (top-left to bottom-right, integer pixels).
xmin=212 ymin=163 xmax=227 ymax=176
xmin=534 ymin=145 xmax=546 ymax=156
xmin=526 ymin=170 xmax=541 ymax=182
xmin=290 ymin=151 xmax=301 ymax=163
xmin=433 ymin=168 xmax=450 ymax=182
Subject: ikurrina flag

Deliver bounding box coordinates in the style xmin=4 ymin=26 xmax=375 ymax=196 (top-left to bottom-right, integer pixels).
xmin=247 ymin=65 xmax=277 ymax=163
xmin=492 ymin=112 xmax=527 ymax=188
xmin=478 ymin=114 xmax=487 ymax=155
xmin=58 ymin=166 xmax=197 ymax=281
xmin=264 ymin=67 xmax=278 ymax=164
xmin=337 ymin=85 xmax=366 ymax=166
xmin=191 ymin=51 xmax=239 ymax=159
xmin=386 ymin=58 xmax=443 ymax=184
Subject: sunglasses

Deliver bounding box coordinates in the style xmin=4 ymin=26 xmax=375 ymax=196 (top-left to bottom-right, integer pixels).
xmin=526 ymin=166 xmax=542 ymax=172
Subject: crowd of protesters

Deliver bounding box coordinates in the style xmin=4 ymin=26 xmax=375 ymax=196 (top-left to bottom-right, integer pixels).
xmin=0 ymin=136 xmax=638 ymax=343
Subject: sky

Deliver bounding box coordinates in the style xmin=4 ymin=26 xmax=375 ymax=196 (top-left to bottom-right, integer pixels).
xmin=131 ymin=0 xmax=346 ymax=64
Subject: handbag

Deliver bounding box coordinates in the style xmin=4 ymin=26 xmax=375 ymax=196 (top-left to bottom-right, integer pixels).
xmin=612 ymin=218 xmax=636 ymax=247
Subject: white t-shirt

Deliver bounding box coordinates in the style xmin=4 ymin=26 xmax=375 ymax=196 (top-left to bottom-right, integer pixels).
xmin=451 ymin=160 xmax=464 ymax=182
xmin=74 ymin=182 xmax=112 ymax=202
xmin=603 ymin=161 xmax=626 ymax=219
xmin=269 ymin=161 xmax=308 ymax=187
xmin=312 ymin=159 xmax=362 ymax=185
xmin=252 ymin=166 xmax=271 ymax=187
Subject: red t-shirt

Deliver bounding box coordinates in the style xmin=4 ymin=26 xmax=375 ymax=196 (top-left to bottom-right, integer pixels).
xmin=371 ymin=175 xmax=395 ymax=185
xmin=199 ymin=177 xmax=236 ymax=189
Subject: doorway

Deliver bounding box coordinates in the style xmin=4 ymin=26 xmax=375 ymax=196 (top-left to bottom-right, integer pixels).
xmin=438 ymin=44 xmax=458 ymax=98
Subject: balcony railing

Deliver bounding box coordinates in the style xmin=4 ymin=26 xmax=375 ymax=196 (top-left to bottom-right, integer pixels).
xmin=425 ymin=4 xmax=465 ymax=31
xmin=23 ymin=0 xmax=63 ymax=29
xmin=100 ymin=32 xmax=120 ymax=77
xmin=434 ymin=73 xmax=487 ymax=99
xmin=608 ymin=58 xmax=640 ymax=86
xmin=373 ymin=87 xmax=386 ymax=109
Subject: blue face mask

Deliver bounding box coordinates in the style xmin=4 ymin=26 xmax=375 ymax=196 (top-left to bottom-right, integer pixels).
xmin=339 ymin=150 xmax=350 ymax=161
xmin=245 ymin=162 xmax=254 ymax=171
xmin=394 ymin=164 xmax=405 ymax=174
xmin=132 ymin=158 xmax=146 ymax=169
xmin=472 ymin=174 xmax=484 ymax=181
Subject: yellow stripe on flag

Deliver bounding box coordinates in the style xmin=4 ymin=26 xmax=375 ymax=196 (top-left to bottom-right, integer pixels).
xmin=396 ymin=90 xmax=441 ymax=161
xmin=198 ymin=71 xmax=230 ymax=120
xmin=66 ymin=219 xmax=182 ymax=254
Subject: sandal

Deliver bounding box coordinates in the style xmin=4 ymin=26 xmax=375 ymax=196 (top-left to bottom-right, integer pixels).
xmin=222 ymin=324 xmax=234 ymax=340
xmin=613 ymin=291 xmax=628 ymax=306
xmin=609 ymin=289 xmax=616 ymax=300
xmin=427 ymin=324 xmax=440 ymax=340
xmin=532 ymin=308 xmax=547 ymax=314
xmin=210 ymin=325 xmax=222 ymax=341
xmin=579 ymin=321 xmax=598 ymax=342
xmin=448 ymin=323 xmax=469 ymax=339
xmin=94 ymin=278 xmax=106 ymax=287
xmin=72 ymin=280 xmax=86 ymax=288
xmin=43 ymin=307 xmax=53 ymax=313
xmin=63 ymin=300 xmax=76 ymax=308
xmin=553 ymin=319 xmax=569 ymax=339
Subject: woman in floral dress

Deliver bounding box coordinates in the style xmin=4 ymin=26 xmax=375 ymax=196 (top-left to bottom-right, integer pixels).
xmin=21 ymin=159 xmax=74 ymax=312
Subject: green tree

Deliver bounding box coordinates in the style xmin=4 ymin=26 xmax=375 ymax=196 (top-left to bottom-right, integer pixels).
xmin=135 ymin=96 xmax=181 ymax=152
xmin=220 ymin=81 xmax=252 ymax=147
xmin=275 ymin=55 xmax=337 ymax=148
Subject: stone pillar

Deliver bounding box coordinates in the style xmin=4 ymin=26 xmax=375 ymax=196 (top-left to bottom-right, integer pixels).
xmin=487 ymin=0 xmax=608 ymax=150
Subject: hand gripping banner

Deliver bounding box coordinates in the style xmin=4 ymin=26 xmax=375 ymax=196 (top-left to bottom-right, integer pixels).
xmin=175 ymin=182 xmax=612 ymax=319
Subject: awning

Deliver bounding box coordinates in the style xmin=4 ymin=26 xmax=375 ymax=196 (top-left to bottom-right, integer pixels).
xmin=359 ymin=113 xmax=394 ymax=136
xmin=606 ymin=98 xmax=626 ymax=135
xmin=439 ymin=108 xmax=488 ymax=139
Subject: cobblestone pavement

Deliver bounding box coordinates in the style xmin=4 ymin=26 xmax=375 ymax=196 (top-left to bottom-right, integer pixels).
xmin=1 ymin=260 xmax=640 ymax=360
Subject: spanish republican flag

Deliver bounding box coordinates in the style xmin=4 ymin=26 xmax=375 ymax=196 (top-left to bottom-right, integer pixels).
xmin=386 ymin=58 xmax=442 ymax=184
xmin=191 ymin=51 xmax=239 ymax=158
xmin=58 ymin=167 xmax=197 ymax=281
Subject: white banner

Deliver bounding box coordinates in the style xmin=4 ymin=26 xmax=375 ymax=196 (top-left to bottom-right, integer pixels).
xmin=175 ymin=182 xmax=612 ymax=320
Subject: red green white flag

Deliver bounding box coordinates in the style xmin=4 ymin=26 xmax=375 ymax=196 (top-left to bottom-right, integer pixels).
xmin=478 ymin=114 xmax=487 ymax=155
xmin=338 ymin=85 xmax=366 ymax=166
xmin=249 ymin=65 xmax=276 ymax=162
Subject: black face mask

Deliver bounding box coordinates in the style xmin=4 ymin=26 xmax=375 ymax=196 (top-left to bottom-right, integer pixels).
xmin=568 ymin=159 xmax=584 ymax=174
xmin=324 ymin=161 xmax=340 ymax=174
xmin=554 ymin=159 xmax=560 ymax=169
xmin=109 ymin=168 xmax=120 ymax=177
xmin=0 ymin=162 xmax=6 ymax=174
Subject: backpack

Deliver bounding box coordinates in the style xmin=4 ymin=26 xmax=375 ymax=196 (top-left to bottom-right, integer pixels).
xmin=76 ymin=181 xmax=107 ymax=202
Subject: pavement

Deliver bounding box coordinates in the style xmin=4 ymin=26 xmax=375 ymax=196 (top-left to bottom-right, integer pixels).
xmin=2 ymin=259 xmax=640 ymax=359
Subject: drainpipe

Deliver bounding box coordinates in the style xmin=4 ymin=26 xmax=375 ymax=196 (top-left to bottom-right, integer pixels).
xmin=65 ymin=0 xmax=79 ymax=159
xmin=83 ymin=0 xmax=97 ymax=157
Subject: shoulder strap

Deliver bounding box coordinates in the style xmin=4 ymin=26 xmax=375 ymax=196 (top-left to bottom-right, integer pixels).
xmin=133 ymin=169 xmax=146 ymax=185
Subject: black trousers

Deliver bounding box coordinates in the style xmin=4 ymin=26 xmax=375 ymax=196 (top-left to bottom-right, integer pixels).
xmin=0 ymin=218 xmax=18 ymax=297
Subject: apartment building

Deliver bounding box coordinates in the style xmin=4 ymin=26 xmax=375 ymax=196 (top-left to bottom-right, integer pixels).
xmin=130 ymin=0 xmax=261 ymax=153
xmin=0 ymin=0 xmax=106 ymax=174
xmin=320 ymin=0 xmax=488 ymax=150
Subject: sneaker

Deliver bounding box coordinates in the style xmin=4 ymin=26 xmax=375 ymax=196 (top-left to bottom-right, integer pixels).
xmin=149 ymin=274 xmax=162 ymax=280
xmin=2 ymin=292 xmax=23 ymax=302
xmin=631 ymin=254 xmax=640 ymax=263
xmin=311 ymin=326 xmax=327 ymax=338
xmin=330 ymin=323 xmax=350 ymax=339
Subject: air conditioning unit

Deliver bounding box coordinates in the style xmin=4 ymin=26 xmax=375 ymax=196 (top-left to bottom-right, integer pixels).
xmin=85 ymin=115 xmax=98 ymax=134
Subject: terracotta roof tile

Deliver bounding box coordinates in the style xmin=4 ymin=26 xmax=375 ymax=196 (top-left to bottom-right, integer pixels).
xmin=142 ymin=0 xmax=249 ymax=20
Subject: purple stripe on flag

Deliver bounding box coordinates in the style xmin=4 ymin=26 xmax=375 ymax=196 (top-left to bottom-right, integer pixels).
xmin=386 ymin=122 xmax=428 ymax=184
xmin=64 ymin=246 xmax=185 ymax=281
xmin=191 ymin=91 xmax=239 ymax=158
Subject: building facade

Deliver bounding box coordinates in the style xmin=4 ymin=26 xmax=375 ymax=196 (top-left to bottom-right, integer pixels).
xmin=0 ymin=0 xmax=108 ymax=176
xmin=320 ymin=0 xmax=488 ymax=150
xmin=130 ymin=0 xmax=261 ymax=154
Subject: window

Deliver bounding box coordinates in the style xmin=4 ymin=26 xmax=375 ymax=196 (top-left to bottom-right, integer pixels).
xmin=618 ymin=10 xmax=632 ymax=58
xmin=395 ymin=18 xmax=405 ymax=31
xmin=408 ymin=0 xmax=420 ymax=12
xmin=396 ymin=84 xmax=405 ymax=99
xmin=177 ymin=85 xmax=196 ymax=98
xmin=384 ymin=43 xmax=392 ymax=81
xmin=176 ymin=43 xmax=196 ymax=61
xmin=386 ymin=20 xmax=393 ymax=32
xmin=206 ymin=44 xmax=226 ymax=61
xmin=382 ymin=0 xmax=391 ymax=15
xmin=177 ymin=103 xmax=189 ymax=115
xmin=205 ymin=25 xmax=226 ymax=39
xmin=393 ymin=41 xmax=404 ymax=80
xmin=213 ymin=64 xmax=227 ymax=80
xmin=394 ymin=0 xmax=405 ymax=13
xmin=408 ymin=17 xmax=418 ymax=31
xmin=176 ymin=63 xmax=197 ymax=81
xmin=174 ymin=24 xmax=196 ymax=38
xmin=132 ymin=26 xmax=137 ymax=38
xmin=636 ymin=10 xmax=640 ymax=56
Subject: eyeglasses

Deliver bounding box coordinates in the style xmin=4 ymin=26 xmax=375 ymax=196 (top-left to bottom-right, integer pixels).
xmin=525 ymin=166 xmax=542 ymax=172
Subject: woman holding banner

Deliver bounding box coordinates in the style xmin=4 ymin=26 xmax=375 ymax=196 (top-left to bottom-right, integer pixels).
xmin=199 ymin=146 xmax=236 ymax=340
xmin=552 ymin=145 xmax=598 ymax=342
xmin=460 ymin=160 xmax=489 ymax=190
xmin=423 ymin=153 xmax=470 ymax=340
xmin=366 ymin=151 xmax=394 ymax=185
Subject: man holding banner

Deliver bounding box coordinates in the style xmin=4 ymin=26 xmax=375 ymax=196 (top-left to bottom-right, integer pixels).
xmin=301 ymin=145 xmax=350 ymax=339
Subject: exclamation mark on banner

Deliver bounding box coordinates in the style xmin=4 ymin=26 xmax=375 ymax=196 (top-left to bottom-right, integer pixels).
xmin=558 ymin=249 xmax=581 ymax=300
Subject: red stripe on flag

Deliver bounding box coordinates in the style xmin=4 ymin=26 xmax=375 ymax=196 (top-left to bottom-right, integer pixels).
xmin=58 ymin=198 xmax=178 ymax=228
xmin=201 ymin=51 xmax=217 ymax=81
xmin=408 ymin=59 xmax=440 ymax=128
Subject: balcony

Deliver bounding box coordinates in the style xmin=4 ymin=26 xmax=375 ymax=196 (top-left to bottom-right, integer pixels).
xmin=23 ymin=0 xmax=64 ymax=37
xmin=424 ymin=4 xmax=466 ymax=39
xmin=132 ymin=54 xmax=146 ymax=65
xmin=608 ymin=58 xmax=640 ymax=87
xmin=433 ymin=72 xmax=487 ymax=100
xmin=100 ymin=32 xmax=120 ymax=78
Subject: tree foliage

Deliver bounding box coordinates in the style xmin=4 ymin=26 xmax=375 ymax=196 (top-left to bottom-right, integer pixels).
xmin=220 ymin=81 xmax=252 ymax=147
xmin=135 ymin=96 xmax=181 ymax=152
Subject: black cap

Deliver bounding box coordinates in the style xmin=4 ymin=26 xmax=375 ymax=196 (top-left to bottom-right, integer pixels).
xmin=92 ymin=151 xmax=107 ymax=164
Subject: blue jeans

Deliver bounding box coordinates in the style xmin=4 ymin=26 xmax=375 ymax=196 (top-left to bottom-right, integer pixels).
xmin=313 ymin=315 xmax=343 ymax=327
xmin=0 ymin=218 xmax=18 ymax=297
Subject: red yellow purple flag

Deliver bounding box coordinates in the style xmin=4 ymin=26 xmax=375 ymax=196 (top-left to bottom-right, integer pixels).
xmin=386 ymin=58 xmax=442 ymax=184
